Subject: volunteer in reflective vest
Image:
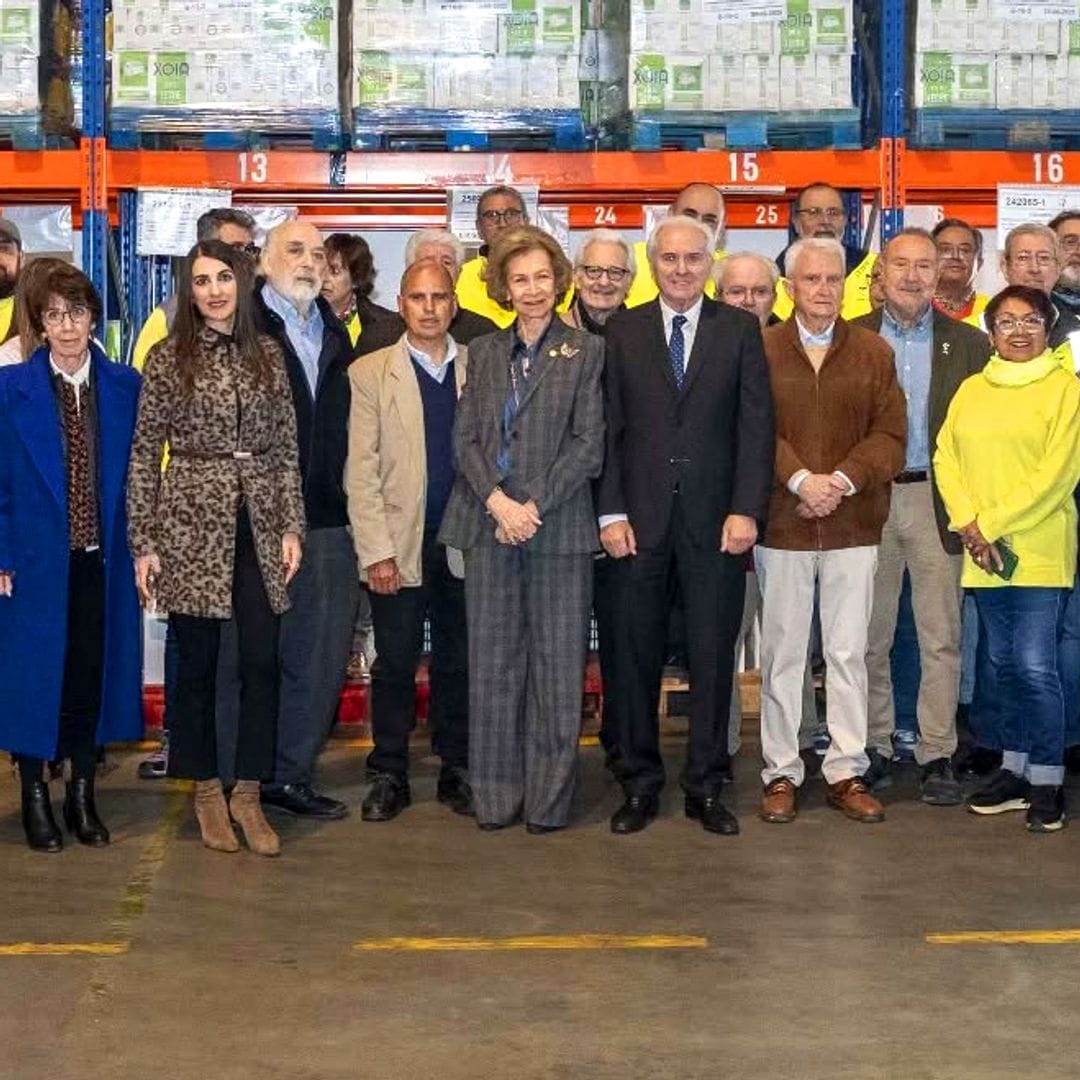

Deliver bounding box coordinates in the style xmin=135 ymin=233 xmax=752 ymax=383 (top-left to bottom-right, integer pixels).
xmin=0 ymin=217 xmax=23 ymax=343
xmin=624 ymin=182 xmax=726 ymax=309
xmin=773 ymin=181 xmax=875 ymax=322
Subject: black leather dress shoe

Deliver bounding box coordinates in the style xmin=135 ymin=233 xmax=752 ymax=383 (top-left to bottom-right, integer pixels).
xmin=361 ymin=774 xmax=411 ymax=822
xmin=436 ymin=767 xmax=475 ymax=817
xmin=22 ymin=782 xmax=62 ymax=853
xmin=610 ymin=794 xmax=659 ymax=834
xmin=261 ymin=782 xmax=349 ymax=820
xmin=63 ymin=778 xmax=109 ymax=846
xmin=477 ymin=814 xmax=521 ymax=831
xmin=685 ymin=793 xmax=739 ymax=836
xmin=525 ymin=822 xmax=565 ymax=835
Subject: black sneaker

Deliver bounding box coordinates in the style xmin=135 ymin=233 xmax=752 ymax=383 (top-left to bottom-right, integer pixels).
xmin=1026 ymin=785 xmax=1067 ymax=833
xmin=967 ymin=769 xmax=1030 ymax=815
xmin=954 ymin=744 xmax=1003 ymax=778
xmin=137 ymin=733 xmax=169 ymax=780
xmin=920 ymin=758 xmax=963 ymax=806
xmin=862 ymin=749 xmax=893 ymax=792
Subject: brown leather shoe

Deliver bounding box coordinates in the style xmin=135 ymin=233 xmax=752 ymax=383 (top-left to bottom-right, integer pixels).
xmin=827 ymin=777 xmax=885 ymax=823
xmin=760 ymin=777 xmax=797 ymax=823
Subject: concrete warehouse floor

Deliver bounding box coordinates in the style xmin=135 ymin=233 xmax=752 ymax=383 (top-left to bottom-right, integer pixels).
xmin=1 ymin=739 xmax=1079 ymax=1080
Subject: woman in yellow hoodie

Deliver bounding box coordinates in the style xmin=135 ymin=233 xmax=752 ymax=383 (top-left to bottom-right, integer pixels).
xmin=934 ymin=285 xmax=1080 ymax=833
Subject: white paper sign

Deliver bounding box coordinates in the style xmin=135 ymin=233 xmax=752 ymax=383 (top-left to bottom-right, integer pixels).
xmin=704 ymin=0 xmax=785 ymax=20
xmin=991 ymin=1 xmax=1077 ymax=17
xmin=436 ymin=0 xmax=511 ymax=10
xmin=997 ymin=184 xmax=1080 ymax=249
xmin=136 ymin=188 xmax=232 ymax=257
xmin=448 ymin=185 xmax=540 ymax=245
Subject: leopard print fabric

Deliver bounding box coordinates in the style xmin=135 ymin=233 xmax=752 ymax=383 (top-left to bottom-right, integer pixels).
xmin=126 ymin=326 xmax=305 ymax=618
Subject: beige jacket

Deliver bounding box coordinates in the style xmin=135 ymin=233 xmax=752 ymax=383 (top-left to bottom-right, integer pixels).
xmin=345 ymin=334 xmax=467 ymax=586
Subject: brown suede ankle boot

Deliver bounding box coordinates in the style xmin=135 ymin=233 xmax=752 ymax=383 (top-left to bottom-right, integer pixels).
xmin=194 ymin=779 xmax=239 ymax=853
xmin=229 ymin=780 xmax=280 ymax=857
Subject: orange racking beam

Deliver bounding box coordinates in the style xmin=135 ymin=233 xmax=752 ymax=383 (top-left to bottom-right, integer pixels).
xmin=0 ymin=150 xmax=84 ymax=196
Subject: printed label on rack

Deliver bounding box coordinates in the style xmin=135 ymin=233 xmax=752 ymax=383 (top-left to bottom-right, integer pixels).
xmin=705 ymin=0 xmax=785 ymax=20
xmin=436 ymin=0 xmax=511 ymax=10
xmin=136 ymin=187 xmax=232 ymax=256
xmin=997 ymin=183 xmax=1080 ymax=249
xmin=991 ymin=1 xmax=1077 ymax=18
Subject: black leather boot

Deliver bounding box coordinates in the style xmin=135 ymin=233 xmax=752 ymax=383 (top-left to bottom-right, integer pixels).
xmin=22 ymin=781 xmax=63 ymax=853
xmin=63 ymin=778 xmax=110 ymax=846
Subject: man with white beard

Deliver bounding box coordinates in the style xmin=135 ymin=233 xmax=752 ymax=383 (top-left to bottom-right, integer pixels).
xmin=254 ymin=221 xmax=359 ymax=823
xmin=1050 ymin=211 xmax=1080 ymax=320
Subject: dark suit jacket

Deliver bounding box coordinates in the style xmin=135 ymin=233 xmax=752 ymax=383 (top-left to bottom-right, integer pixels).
xmin=597 ymin=296 xmax=775 ymax=549
xmin=854 ymin=306 xmax=990 ymax=554
xmin=438 ymin=318 xmax=605 ymax=554
xmin=354 ymin=303 xmax=499 ymax=358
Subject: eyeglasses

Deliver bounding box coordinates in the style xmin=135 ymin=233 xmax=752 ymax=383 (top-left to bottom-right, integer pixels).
xmin=479 ymin=208 xmax=525 ymax=225
xmin=723 ymin=285 xmax=774 ymax=301
xmin=43 ymin=304 xmax=90 ymax=327
xmin=1058 ymin=234 xmax=1080 ymax=251
xmin=796 ymin=207 xmax=846 ymax=221
xmin=993 ymin=314 xmax=1046 ymax=333
xmin=937 ymin=244 xmax=975 ymax=259
xmin=1009 ymin=251 xmax=1056 ymax=267
xmin=579 ymin=265 xmax=630 ymax=283
xmin=657 ymin=251 xmax=709 ymax=269
xmin=229 ymin=241 xmax=260 ymax=257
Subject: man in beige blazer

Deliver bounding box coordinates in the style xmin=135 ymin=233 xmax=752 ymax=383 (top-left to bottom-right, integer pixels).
xmin=345 ymin=260 xmax=472 ymax=822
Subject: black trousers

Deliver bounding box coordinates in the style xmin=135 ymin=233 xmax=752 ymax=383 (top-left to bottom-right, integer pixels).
xmin=593 ymin=554 xmax=619 ymax=754
xmin=168 ymin=510 xmax=279 ymax=782
xmin=18 ymin=549 xmax=104 ymax=791
xmin=610 ymin=497 xmax=745 ymax=797
xmin=367 ymin=528 xmax=468 ymax=779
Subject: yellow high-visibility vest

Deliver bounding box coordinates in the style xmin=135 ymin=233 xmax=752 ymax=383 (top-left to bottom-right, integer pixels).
xmin=456 ymin=255 xmax=574 ymax=329
xmin=0 ymin=296 xmax=13 ymax=342
xmin=345 ymin=310 xmax=361 ymax=348
xmin=772 ymin=250 xmax=877 ymax=322
xmin=132 ymin=305 xmax=169 ymax=372
xmin=960 ymin=295 xmax=993 ymax=331
xmin=625 ymin=240 xmax=722 ymax=309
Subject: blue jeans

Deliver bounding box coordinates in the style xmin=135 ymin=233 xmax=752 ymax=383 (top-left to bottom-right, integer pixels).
xmin=974 ymin=587 xmax=1068 ymax=786
xmin=889 ymin=571 xmax=920 ymax=738
xmin=1057 ymin=573 xmax=1080 ymax=748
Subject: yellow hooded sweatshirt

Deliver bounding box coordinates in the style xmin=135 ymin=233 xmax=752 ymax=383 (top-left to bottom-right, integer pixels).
xmin=933 ymin=347 xmax=1080 ymax=589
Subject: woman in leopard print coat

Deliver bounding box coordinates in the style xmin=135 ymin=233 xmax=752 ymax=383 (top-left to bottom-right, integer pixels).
xmin=127 ymin=239 xmax=304 ymax=857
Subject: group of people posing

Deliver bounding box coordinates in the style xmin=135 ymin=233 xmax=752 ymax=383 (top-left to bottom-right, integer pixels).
xmin=1 ymin=178 xmax=1079 ymax=854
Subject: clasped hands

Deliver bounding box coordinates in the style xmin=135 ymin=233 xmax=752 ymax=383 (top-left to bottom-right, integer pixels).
xmin=599 ymin=514 xmax=757 ymax=560
xmin=958 ymin=519 xmax=1004 ymax=574
xmin=487 ymin=488 xmax=542 ymax=546
xmin=795 ymin=473 xmax=848 ymax=519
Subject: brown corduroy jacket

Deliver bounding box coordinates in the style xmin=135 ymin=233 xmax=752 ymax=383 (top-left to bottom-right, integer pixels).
xmin=761 ymin=317 xmax=907 ymax=551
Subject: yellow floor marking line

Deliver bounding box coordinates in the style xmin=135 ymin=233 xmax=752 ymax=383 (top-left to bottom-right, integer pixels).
xmin=354 ymin=934 xmax=708 ymax=953
xmin=927 ymin=929 xmax=1080 ymax=945
xmin=0 ymin=943 xmax=130 ymax=957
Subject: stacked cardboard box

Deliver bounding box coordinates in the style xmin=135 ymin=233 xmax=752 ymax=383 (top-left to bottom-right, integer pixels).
xmin=629 ymin=0 xmax=855 ymax=114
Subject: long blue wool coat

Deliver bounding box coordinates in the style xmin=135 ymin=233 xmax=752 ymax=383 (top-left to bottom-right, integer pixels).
xmin=0 ymin=345 xmax=143 ymax=759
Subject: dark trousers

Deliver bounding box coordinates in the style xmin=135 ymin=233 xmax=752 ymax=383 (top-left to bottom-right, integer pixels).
xmin=18 ymin=549 xmax=104 ymax=792
xmin=273 ymin=526 xmax=360 ymax=787
xmin=367 ymin=529 xmax=468 ymax=779
xmin=168 ymin=511 xmax=279 ymax=782
xmin=593 ymin=554 xmax=619 ymax=754
xmin=610 ymin=498 xmax=744 ymax=797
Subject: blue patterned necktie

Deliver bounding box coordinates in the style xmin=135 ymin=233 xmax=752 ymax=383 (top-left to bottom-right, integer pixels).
xmin=669 ymin=313 xmax=688 ymax=390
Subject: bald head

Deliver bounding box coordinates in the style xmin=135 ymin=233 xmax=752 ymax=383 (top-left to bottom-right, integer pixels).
xmin=400 ymin=257 xmax=455 ymax=296
xmin=671 ymin=183 xmax=725 ymax=248
xmin=398 ymin=258 xmax=457 ymax=352
xmin=261 ymin=221 xmax=327 ymax=312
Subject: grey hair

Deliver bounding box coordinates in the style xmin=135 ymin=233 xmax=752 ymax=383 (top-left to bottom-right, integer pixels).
xmin=785 ymin=237 xmax=846 ymax=278
xmin=645 ymin=215 xmax=715 ymax=265
xmin=1004 ymin=223 xmax=1060 ymax=261
xmin=573 ymin=229 xmax=636 ymax=276
xmin=405 ymin=229 xmax=466 ymax=272
xmin=715 ymin=251 xmax=779 ymax=288
xmin=196 ymin=207 xmax=256 ymax=242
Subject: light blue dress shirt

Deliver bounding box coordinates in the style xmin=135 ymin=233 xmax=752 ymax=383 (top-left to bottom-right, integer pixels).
xmin=405 ymin=334 xmax=458 ymax=384
xmin=879 ymin=304 xmax=933 ymax=471
xmin=262 ymin=283 xmax=325 ymax=397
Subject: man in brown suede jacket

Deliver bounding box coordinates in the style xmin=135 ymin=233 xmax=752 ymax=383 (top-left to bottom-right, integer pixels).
xmin=756 ymin=237 xmax=907 ymax=826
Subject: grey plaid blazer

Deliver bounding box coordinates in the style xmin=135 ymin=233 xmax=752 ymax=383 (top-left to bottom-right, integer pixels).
xmin=438 ymin=319 xmax=604 ymax=554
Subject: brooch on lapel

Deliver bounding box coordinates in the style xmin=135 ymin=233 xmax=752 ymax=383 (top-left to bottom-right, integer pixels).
xmin=941 ymin=342 xmax=951 ymax=356
xmin=549 ymin=342 xmax=580 ymax=360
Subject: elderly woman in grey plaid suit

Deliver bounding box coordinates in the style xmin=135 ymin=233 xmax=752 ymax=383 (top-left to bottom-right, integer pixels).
xmin=439 ymin=225 xmax=605 ymax=833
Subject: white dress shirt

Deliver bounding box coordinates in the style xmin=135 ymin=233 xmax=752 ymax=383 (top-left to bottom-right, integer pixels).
xmin=50 ymin=351 xmax=92 ymax=414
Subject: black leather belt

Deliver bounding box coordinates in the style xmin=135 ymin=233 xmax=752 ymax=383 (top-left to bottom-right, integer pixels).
xmin=895 ymin=470 xmax=929 ymax=484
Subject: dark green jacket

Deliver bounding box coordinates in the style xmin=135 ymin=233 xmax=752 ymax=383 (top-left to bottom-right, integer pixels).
xmin=854 ymin=307 xmax=991 ymax=554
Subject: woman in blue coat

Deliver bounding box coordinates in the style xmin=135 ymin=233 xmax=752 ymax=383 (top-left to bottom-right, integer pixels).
xmin=0 ymin=263 xmax=143 ymax=851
